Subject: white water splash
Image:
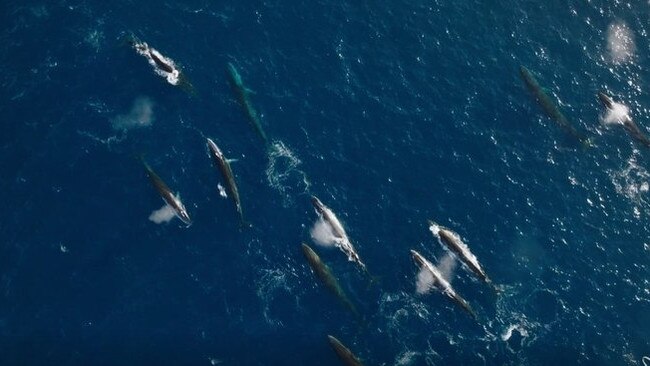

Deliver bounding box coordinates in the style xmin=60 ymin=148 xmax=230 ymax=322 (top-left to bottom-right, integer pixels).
xmin=395 ymin=350 xmax=420 ymax=366
xmin=610 ymin=153 xmax=650 ymax=217
xmin=111 ymin=96 xmax=154 ymax=131
xmin=265 ymin=140 xmax=310 ymax=206
xmin=310 ymin=217 xmax=338 ymax=247
xmin=149 ymin=204 xmax=176 ymax=224
xmin=134 ymin=41 xmax=181 ymax=85
xmin=600 ymin=101 xmax=629 ymax=126
xmin=428 ymin=221 xmax=442 ymax=237
xmin=217 ymin=183 xmax=228 ymax=198
xmin=606 ymin=21 xmax=636 ymax=64
xmin=416 ymin=266 xmax=435 ymax=294
xmin=501 ymin=323 xmax=529 ymax=341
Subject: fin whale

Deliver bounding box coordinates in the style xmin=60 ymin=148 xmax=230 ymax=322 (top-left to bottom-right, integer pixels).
xmin=428 ymin=220 xmax=494 ymax=289
xmin=227 ymin=62 xmax=267 ymax=142
xmin=207 ymin=138 xmax=244 ymax=222
xmin=129 ymin=35 xmax=195 ymax=94
xmin=520 ymin=66 xmax=589 ymax=144
xmin=411 ymin=249 xmax=477 ymax=319
xmin=311 ymin=196 xmax=367 ymax=272
xmin=327 ymin=335 xmax=364 ymax=366
xmin=302 ymin=243 xmax=358 ymax=317
xmin=141 ymin=158 xmax=191 ymax=226
xmin=598 ymin=91 xmax=650 ymax=147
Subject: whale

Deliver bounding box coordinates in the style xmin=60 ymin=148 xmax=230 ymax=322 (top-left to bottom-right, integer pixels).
xmin=129 ymin=36 xmax=195 ymax=94
xmin=149 ymin=49 xmax=175 ymax=73
xmin=598 ymin=91 xmax=650 ymax=147
xmin=226 ymin=62 xmax=267 ymax=142
xmin=206 ymin=138 xmax=244 ymax=222
xmin=311 ymin=196 xmax=366 ymax=272
xmin=410 ymin=249 xmax=476 ymax=319
xmin=327 ymin=335 xmax=364 ymax=366
xmin=428 ymin=220 xmax=494 ymax=288
xmin=302 ymin=243 xmax=358 ymax=317
xmin=142 ymin=159 xmax=191 ymax=226
xmin=520 ymin=66 xmax=589 ymax=144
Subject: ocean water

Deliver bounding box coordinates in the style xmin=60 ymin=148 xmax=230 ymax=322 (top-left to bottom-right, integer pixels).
xmin=1 ymin=0 xmax=649 ymax=365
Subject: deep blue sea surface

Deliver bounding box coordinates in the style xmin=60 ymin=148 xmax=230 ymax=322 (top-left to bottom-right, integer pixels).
xmin=1 ymin=1 xmax=649 ymax=365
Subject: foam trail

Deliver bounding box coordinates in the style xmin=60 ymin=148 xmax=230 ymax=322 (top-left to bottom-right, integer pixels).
xmin=149 ymin=205 xmax=176 ymax=224
xmin=265 ymin=140 xmax=311 ymax=207
xmin=395 ymin=351 xmax=419 ymax=366
xmin=310 ymin=218 xmax=338 ymax=247
xmin=601 ymin=102 xmax=629 ymax=126
xmin=501 ymin=323 xmax=529 ymax=341
xmin=111 ymin=96 xmax=154 ymax=131
xmin=437 ymin=252 xmax=457 ymax=283
xmin=606 ymin=21 xmax=636 ymax=64
xmin=416 ymin=267 xmax=435 ymax=294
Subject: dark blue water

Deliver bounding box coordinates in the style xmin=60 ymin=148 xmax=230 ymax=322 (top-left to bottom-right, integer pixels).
xmin=1 ymin=1 xmax=649 ymax=365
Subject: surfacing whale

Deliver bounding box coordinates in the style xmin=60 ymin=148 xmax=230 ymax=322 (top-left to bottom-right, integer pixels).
xmin=411 ymin=249 xmax=476 ymax=319
xmin=141 ymin=158 xmax=191 ymax=226
xmin=428 ymin=220 xmax=495 ymax=290
xmin=129 ymin=36 xmax=195 ymax=94
xmin=310 ymin=195 xmax=366 ymax=272
xmin=207 ymin=138 xmax=244 ymax=223
xmin=598 ymin=91 xmax=650 ymax=147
